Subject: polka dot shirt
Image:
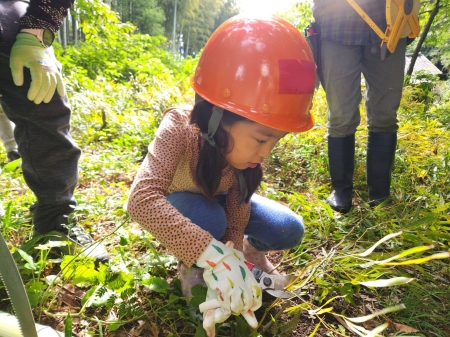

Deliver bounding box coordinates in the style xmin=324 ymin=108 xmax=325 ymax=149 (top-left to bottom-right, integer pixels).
xmin=127 ymin=108 xmax=251 ymax=267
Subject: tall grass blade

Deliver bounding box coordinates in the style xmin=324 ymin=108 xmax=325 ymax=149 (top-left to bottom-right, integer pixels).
xmin=365 ymin=323 xmax=389 ymax=337
xmin=358 ymin=232 xmax=403 ymax=257
xmin=359 ymin=277 xmax=415 ymax=287
xmin=64 ymin=313 xmax=72 ymax=337
xmin=375 ymin=245 xmax=434 ymax=264
xmin=381 ymin=252 xmax=450 ymax=266
xmin=345 ymin=304 xmax=405 ymax=323
xmin=308 ymin=323 xmax=320 ymax=337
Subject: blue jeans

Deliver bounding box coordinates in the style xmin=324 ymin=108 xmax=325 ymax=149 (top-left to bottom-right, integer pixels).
xmin=167 ymin=192 xmax=305 ymax=251
xmin=0 ymin=2 xmax=81 ymax=233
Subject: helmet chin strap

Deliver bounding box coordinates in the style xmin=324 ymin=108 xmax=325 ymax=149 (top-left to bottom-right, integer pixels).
xmin=236 ymin=170 xmax=248 ymax=206
xmin=202 ymin=106 xmax=223 ymax=147
xmin=201 ymin=105 xmax=249 ymax=205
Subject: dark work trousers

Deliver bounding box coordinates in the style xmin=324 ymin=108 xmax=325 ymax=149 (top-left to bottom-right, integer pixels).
xmin=319 ymin=39 xmax=406 ymax=137
xmin=0 ymin=1 xmax=81 ymax=233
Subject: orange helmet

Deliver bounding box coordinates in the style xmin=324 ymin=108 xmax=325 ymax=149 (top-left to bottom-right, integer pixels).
xmin=191 ymin=14 xmax=316 ymax=133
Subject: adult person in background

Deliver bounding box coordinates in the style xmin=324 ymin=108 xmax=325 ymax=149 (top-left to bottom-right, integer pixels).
xmin=312 ymin=0 xmax=407 ymax=213
xmin=0 ymin=105 xmax=20 ymax=161
xmin=0 ymin=106 xmax=19 ymax=220
xmin=0 ymin=0 xmax=109 ymax=262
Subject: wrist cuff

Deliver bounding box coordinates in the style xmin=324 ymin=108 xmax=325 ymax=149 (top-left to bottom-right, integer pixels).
xmin=20 ymin=28 xmax=54 ymax=47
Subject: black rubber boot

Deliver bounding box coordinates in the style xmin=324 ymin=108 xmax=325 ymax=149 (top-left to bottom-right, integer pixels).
xmin=326 ymin=134 xmax=355 ymax=214
xmin=367 ymin=132 xmax=397 ymax=207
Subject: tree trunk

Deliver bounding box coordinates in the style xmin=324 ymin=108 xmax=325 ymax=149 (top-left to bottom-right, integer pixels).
xmin=60 ymin=17 xmax=67 ymax=49
xmin=407 ymin=0 xmax=440 ymax=76
xmin=172 ymin=0 xmax=178 ymax=54
xmin=129 ymin=0 xmax=132 ymax=22
xmin=184 ymin=17 xmax=192 ymax=58
xmin=72 ymin=10 xmax=78 ymax=45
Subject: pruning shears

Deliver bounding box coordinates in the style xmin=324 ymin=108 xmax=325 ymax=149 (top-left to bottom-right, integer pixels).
xmin=244 ymin=261 xmax=296 ymax=299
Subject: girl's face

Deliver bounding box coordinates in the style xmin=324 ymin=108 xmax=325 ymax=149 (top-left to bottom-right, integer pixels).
xmin=224 ymin=121 xmax=287 ymax=170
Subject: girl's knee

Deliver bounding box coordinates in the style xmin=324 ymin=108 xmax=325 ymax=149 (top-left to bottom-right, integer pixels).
xmin=248 ymin=194 xmax=305 ymax=250
xmin=283 ymin=217 xmax=305 ymax=248
xmin=167 ymin=192 xmax=228 ymax=239
xmin=267 ymin=216 xmax=304 ymax=250
xmin=207 ymin=223 xmax=227 ymax=241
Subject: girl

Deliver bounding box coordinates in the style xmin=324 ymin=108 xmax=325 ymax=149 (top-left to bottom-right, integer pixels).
xmin=127 ymin=14 xmax=316 ymax=336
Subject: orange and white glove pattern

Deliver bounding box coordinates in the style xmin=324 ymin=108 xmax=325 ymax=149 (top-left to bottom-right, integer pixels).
xmin=196 ymin=239 xmax=262 ymax=336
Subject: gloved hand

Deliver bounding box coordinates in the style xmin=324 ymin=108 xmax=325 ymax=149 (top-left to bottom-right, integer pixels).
xmin=10 ymin=33 xmax=66 ymax=104
xmin=196 ymin=239 xmax=262 ymax=336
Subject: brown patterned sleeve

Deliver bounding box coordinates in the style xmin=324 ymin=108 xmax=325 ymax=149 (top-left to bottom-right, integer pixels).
xmin=20 ymin=0 xmax=74 ymax=32
xmin=221 ymin=176 xmax=251 ymax=252
xmin=127 ymin=110 xmax=212 ymax=267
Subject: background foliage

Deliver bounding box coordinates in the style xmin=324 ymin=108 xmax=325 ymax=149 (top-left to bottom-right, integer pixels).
xmin=69 ymin=0 xmax=239 ymax=57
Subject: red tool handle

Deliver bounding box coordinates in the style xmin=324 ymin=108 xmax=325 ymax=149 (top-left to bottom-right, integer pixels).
xmin=245 ymin=261 xmax=265 ymax=279
xmin=244 ymin=261 xmax=255 ymax=271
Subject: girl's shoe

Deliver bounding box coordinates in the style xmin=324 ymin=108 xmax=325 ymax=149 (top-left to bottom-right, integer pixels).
xmin=243 ymin=239 xmax=280 ymax=275
xmin=177 ymin=261 xmax=206 ymax=297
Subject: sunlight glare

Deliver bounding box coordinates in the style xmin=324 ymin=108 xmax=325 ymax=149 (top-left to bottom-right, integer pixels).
xmin=238 ymin=0 xmax=299 ymax=16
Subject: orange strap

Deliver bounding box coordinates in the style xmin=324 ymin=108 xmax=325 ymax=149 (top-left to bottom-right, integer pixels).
xmin=346 ymin=0 xmax=420 ymax=53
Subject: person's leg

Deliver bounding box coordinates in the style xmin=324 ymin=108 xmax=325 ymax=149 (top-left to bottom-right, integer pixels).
xmin=0 ymin=106 xmax=19 ymax=160
xmin=167 ymin=192 xmax=229 ymax=297
xmin=0 ymin=1 xmax=108 ymax=262
xmin=362 ymin=40 xmax=406 ymax=205
xmin=319 ymin=40 xmax=363 ymax=213
xmin=326 ymin=134 xmax=355 ymax=213
xmin=244 ymin=194 xmax=304 ymax=273
xmin=167 ymin=192 xmax=228 ymax=240
xmin=0 ymin=2 xmax=79 ymax=233
xmin=366 ymin=132 xmax=397 ymax=205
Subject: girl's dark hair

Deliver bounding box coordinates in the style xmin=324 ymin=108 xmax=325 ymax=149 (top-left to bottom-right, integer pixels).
xmin=190 ymin=100 xmax=263 ymax=203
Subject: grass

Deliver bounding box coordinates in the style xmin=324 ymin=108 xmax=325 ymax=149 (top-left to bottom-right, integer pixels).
xmin=1 ymin=74 xmax=450 ymax=336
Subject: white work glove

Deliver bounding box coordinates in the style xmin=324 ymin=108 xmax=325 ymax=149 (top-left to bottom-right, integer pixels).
xmin=10 ymin=33 xmax=66 ymax=104
xmin=196 ymin=239 xmax=262 ymax=337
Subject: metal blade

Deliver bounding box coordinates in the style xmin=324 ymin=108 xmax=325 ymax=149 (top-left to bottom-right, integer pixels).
xmin=273 ymin=275 xmax=296 ymax=290
xmin=0 ymin=233 xmax=38 ymax=337
xmin=265 ymin=289 xmax=295 ymax=299
xmin=262 ymin=275 xmax=297 ymax=298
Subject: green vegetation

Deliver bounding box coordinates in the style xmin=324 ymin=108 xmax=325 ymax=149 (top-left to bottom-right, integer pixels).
xmin=1 ymin=1 xmax=449 ymax=336
xmin=65 ymin=0 xmax=239 ymax=57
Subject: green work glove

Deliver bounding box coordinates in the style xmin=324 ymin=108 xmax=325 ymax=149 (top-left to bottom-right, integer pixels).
xmin=197 ymin=239 xmax=262 ymax=336
xmin=10 ymin=33 xmax=66 ymax=104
